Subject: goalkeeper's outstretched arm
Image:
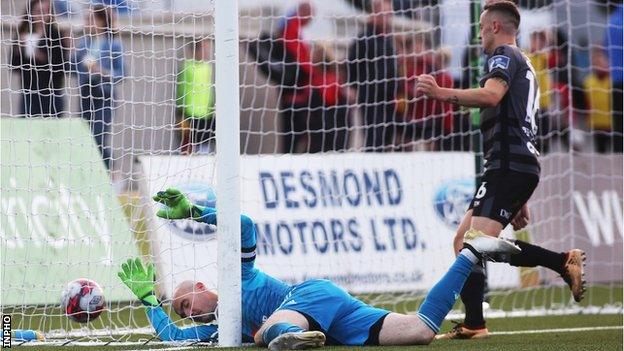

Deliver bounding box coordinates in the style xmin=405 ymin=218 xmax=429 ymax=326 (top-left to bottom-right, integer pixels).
xmin=194 ymin=206 xmax=258 ymax=279
xmin=144 ymin=303 xmax=218 ymax=342
xmin=117 ymin=258 xmax=218 ymax=342
xmin=133 ymin=187 xmax=260 ymax=342
xmin=153 ymin=188 xmax=259 ymax=278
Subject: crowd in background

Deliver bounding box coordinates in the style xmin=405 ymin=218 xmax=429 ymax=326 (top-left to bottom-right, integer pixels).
xmin=9 ymin=0 xmax=624 ymax=171
xmin=11 ymin=0 xmax=124 ymax=169
xmin=526 ymin=7 xmax=623 ymax=154
xmin=249 ymin=0 xmax=624 ymax=154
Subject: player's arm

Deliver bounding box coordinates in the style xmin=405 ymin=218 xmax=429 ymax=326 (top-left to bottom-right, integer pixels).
xmin=511 ymin=203 xmax=530 ymax=231
xmin=416 ymin=74 xmax=509 ymax=108
xmin=145 ymin=305 xmax=218 ymax=342
xmin=194 ymin=206 xmax=258 ymax=278
xmin=117 ymin=258 xmax=218 ymax=342
xmin=153 ymin=188 xmax=258 ymax=276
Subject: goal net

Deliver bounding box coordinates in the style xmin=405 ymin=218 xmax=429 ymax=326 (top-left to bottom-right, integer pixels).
xmin=1 ymin=0 xmax=621 ymax=347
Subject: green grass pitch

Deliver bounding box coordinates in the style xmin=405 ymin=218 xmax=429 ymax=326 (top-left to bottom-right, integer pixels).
xmin=9 ymin=314 xmax=622 ymax=350
xmin=5 ymin=285 xmax=622 ymax=350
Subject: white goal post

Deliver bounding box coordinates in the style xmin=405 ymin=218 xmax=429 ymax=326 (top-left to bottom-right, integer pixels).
xmin=214 ymin=0 xmax=242 ymax=346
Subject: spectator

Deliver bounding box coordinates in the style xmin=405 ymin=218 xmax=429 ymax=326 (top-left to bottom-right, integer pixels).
xmin=395 ymin=32 xmax=427 ymax=150
xmin=72 ymin=5 xmax=124 ymax=170
xmin=547 ymin=29 xmax=572 ymax=151
xmin=431 ymin=47 xmax=455 ymax=149
xmin=276 ymin=1 xmax=324 ymax=153
xmin=176 ymin=39 xmax=215 ymax=154
xmin=527 ymin=29 xmax=553 ymax=153
xmin=11 ymin=0 xmax=68 ymax=118
xmin=451 ymin=45 xmax=481 ymax=152
xmin=347 ymin=0 xmax=398 ymax=152
xmin=584 ymin=48 xmax=613 ymax=153
xmin=398 ymin=34 xmax=453 ymax=151
xmin=605 ymin=4 xmax=623 ymax=153
xmin=311 ymin=43 xmax=356 ymax=152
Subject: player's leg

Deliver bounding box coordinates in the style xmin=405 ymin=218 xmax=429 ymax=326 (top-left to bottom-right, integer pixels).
xmin=258 ymin=279 xmax=348 ymax=350
xmin=255 ymin=309 xmax=325 ymax=350
xmin=466 ymin=171 xmax=527 ymax=239
xmin=378 ymin=313 xmax=434 ymax=345
xmin=324 ymin=247 xmax=482 ymax=346
xmin=499 ymin=242 xmax=586 ymax=302
xmin=441 ymin=171 xmax=585 ymax=340
xmin=376 ymin=234 xmax=519 ymax=346
xmin=323 ymin=295 xmax=389 ymax=346
xmin=471 ymin=216 xmax=503 ymax=236
xmin=453 ymin=209 xmax=473 ymax=254
xmin=444 ymin=209 xmax=488 ymax=338
xmin=415 ymin=245 xmax=483 ymax=343
xmin=439 ymin=266 xmax=489 ymax=341
xmin=440 ymin=172 xmax=525 ymax=340
xmin=443 ymin=243 xmax=586 ymax=340
xmin=446 ymin=210 xmax=489 ymax=337
xmin=470 ymin=172 xmax=585 ymax=301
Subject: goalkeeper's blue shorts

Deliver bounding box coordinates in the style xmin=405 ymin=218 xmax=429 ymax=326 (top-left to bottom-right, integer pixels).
xmin=275 ymin=279 xmax=390 ymax=346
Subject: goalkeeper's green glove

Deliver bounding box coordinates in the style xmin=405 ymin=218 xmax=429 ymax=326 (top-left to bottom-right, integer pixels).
xmin=152 ymin=188 xmax=205 ymax=220
xmin=117 ymin=258 xmax=160 ymax=307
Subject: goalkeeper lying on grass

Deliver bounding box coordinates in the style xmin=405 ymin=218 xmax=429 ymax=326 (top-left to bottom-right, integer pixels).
xmin=118 ymin=188 xmax=521 ymax=350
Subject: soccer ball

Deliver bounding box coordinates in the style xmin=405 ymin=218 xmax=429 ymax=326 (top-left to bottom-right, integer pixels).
xmin=61 ymin=278 xmax=106 ymax=323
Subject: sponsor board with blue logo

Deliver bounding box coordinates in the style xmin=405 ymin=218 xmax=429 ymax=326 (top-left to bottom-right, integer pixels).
xmin=433 ymin=179 xmax=475 ymax=228
xmin=142 ymin=153 xmax=477 ymax=296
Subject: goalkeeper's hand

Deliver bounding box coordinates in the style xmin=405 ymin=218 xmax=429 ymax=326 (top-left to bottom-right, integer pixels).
xmin=152 ymin=188 xmax=204 ymax=220
xmin=117 ymin=258 xmax=159 ymax=307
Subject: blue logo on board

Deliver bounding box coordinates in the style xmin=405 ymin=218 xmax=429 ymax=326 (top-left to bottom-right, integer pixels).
xmin=161 ymin=183 xmax=217 ymax=241
xmin=433 ymin=179 xmax=474 ymax=228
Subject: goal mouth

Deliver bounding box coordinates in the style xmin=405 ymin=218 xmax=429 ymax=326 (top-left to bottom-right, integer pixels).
xmin=4 ymin=284 xmax=622 ymax=346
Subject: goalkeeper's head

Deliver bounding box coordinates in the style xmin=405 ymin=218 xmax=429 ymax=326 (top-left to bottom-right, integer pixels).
xmin=172 ymin=280 xmax=218 ymax=323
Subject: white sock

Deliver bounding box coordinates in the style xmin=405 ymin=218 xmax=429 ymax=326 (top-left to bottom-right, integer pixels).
xmin=459 ymin=248 xmax=479 ymax=264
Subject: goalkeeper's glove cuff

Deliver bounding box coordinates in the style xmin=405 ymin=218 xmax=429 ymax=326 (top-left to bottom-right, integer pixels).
xmin=140 ymin=292 xmax=160 ymax=307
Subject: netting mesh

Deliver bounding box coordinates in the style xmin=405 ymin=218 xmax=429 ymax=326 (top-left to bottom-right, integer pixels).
xmin=0 ymin=0 xmax=622 ymax=346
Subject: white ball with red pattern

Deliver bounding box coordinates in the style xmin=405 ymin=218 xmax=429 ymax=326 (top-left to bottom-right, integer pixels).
xmin=61 ymin=278 xmax=106 ymax=323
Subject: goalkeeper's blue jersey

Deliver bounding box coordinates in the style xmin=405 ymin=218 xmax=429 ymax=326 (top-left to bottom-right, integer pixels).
xmin=235 ymin=212 xmax=292 ymax=337
xmin=144 ymin=209 xmax=388 ymax=345
xmin=144 ymin=209 xmax=291 ymax=342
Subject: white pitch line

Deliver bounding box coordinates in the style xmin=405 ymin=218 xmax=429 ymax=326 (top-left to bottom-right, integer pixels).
xmin=490 ymin=325 xmax=622 ymax=336
xmin=15 ymin=326 xmax=621 ymax=349
xmin=73 ymin=327 xmax=624 ymax=350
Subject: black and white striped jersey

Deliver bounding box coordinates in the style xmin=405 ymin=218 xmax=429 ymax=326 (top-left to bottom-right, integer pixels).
xmin=479 ymin=45 xmax=541 ymax=176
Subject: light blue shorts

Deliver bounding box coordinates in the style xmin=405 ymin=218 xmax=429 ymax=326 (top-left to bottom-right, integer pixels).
xmin=276 ymin=279 xmax=389 ymax=346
